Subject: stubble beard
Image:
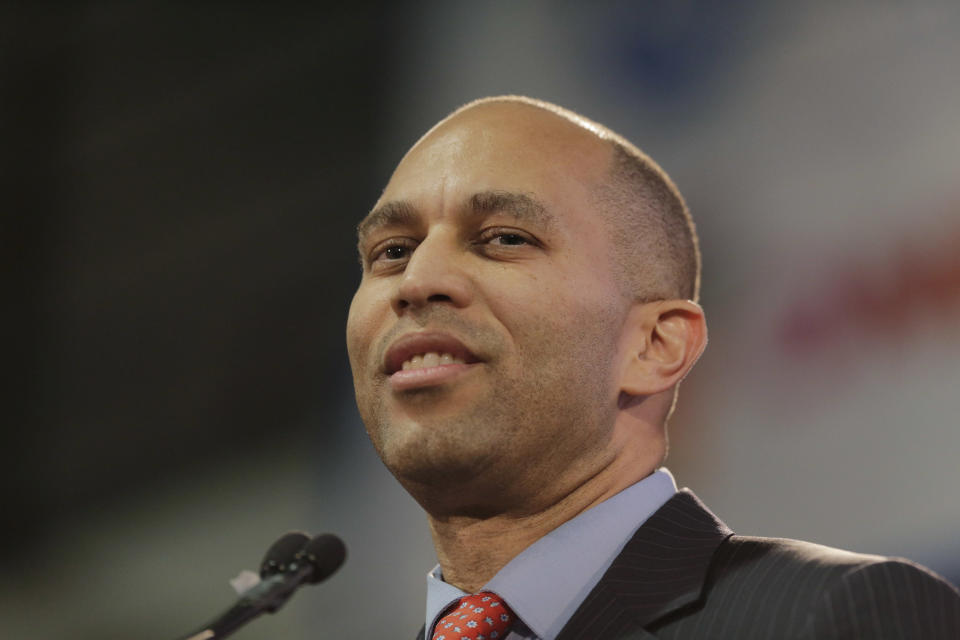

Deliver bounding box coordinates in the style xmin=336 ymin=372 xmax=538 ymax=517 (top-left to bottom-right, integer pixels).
xmin=359 ymin=371 xmax=527 ymax=508
xmin=357 ymin=314 xmax=622 ymax=518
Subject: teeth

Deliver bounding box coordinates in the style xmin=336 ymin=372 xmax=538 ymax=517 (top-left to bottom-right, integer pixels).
xmin=400 ymin=352 xmax=465 ymax=371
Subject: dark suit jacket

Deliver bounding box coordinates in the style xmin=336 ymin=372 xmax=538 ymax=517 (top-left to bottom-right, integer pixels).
xmin=418 ymin=490 xmax=960 ymax=639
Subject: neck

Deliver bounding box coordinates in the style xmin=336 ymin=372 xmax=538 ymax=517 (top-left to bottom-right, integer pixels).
xmin=425 ymin=443 xmax=661 ymax=593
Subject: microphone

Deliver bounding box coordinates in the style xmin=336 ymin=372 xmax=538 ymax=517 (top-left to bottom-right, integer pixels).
xmin=260 ymin=531 xmax=311 ymax=578
xmin=179 ymin=531 xmax=346 ymax=640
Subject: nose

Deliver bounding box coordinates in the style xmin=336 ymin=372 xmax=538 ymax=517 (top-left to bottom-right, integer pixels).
xmin=391 ymin=231 xmax=473 ymax=314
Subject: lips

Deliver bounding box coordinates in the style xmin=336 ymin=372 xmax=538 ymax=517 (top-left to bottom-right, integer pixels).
xmin=383 ymin=331 xmax=481 ymax=375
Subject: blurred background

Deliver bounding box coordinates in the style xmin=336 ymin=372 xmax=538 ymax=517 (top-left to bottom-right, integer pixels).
xmin=3 ymin=2 xmax=959 ymax=638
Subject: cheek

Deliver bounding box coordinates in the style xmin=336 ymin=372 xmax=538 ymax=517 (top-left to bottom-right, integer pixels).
xmin=346 ymin=288 xmax=377 ymax=370
xmin=504 ymin=288 xmax=614 ymax=362
xmin=528 ymin=283 xmax=624 ymax=372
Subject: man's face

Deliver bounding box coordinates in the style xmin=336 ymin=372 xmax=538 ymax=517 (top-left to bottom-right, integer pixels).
xmin=346 ymin=104 xmax=633 ymax=514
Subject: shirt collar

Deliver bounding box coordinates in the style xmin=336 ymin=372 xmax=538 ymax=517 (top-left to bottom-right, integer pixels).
xmin=425 ymin=468 xmax=677 ymax=639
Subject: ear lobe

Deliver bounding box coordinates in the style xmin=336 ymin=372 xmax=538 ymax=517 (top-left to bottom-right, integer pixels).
xmin=619 ymin=300 xmax=707 ymax=397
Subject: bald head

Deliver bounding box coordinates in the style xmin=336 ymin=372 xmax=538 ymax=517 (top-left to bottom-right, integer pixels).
xmin=411 ymin=96 xmax=700 ymax=303
xmin=349 ymin=96 xmax=706 ymax=522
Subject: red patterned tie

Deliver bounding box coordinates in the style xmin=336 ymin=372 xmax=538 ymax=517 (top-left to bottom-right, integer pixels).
xmin=431 ymin=592 xmax=515 ymax=640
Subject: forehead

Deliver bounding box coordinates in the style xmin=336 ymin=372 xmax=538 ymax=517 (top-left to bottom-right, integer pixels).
xmin=376 ymin=103 xmax=612 ymax=218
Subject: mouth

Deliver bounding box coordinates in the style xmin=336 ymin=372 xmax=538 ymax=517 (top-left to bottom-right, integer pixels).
xmin=399 ymin=352 xmax=467 ymax=371
xmin=383 ymin=331 xmax=482 ymax=390
xmin=384 ymin=331 xmax=481 ymax=374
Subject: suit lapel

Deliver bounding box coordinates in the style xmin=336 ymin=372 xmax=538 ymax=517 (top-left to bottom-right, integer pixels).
xmin=556 ymin=490 xmax=733 ymax=640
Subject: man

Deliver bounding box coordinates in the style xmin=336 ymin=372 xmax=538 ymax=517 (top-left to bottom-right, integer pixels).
xmin=346 ymin=96 xmax=960 ymax=639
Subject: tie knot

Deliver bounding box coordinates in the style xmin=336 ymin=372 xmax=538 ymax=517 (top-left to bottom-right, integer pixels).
xmin=431 ymin=591 xmax=515 ymax=640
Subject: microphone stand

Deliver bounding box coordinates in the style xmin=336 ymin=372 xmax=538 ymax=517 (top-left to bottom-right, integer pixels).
xmin=177 ymin=532 xmax=345 ymax=640
xmin=179 ymin=563 xmax=313 ymax=640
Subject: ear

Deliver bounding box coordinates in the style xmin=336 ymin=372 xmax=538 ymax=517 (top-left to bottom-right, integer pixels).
xmin=618 ymin=300 xmax=707 ymax=397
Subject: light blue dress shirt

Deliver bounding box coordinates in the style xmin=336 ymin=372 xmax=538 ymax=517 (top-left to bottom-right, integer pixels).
xmin=425 ymin=468 xmax=678 ymax=640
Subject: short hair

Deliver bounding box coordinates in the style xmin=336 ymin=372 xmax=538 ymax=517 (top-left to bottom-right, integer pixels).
xmin=594 ymin=140 xmax=700 ymax=303
xmin=441 ymin=96 xmax=701 ymax=303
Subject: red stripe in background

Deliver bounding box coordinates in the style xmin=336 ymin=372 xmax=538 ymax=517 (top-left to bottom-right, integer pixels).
xmin=779 ymin=214 xmax=960 ymax=355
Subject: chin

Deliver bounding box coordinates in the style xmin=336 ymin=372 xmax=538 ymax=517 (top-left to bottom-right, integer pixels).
xmin=376 ymin=420 xmax=495 ymax=489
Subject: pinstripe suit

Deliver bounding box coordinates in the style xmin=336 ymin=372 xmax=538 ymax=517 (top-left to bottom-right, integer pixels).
xmin=419 ymin=490 xmax=960 ymax=639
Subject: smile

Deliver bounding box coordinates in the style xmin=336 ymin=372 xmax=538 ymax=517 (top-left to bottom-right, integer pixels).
xmin=383 ymin=331 xmax=481 ymax=374
xmin=401 ymin=352 xmax=466 ymax=370
xmin=384 ymin=331 xmax=482 ymax=391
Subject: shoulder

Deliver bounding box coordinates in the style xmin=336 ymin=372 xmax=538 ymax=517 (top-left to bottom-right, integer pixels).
xmin=801 ymin=551 xmax=960 ymax=639
xmin=711 ymin=534 xmax=887 ymax=584
xmin=678 ymin=535 xmax=960 ymax=639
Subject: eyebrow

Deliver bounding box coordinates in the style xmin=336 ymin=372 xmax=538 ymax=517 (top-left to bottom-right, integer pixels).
xmin=356 ymin=200 xmax=418 ymax=249
xmin=468 ymin=190 xmax=553 ymax=229
xmin=356 ymin=190 xmax=553 ymax=249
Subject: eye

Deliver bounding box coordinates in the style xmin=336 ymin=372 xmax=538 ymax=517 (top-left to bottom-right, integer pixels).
xmin=383 ymin=245 xmax=410 ymax=259
xmin=489 ymin=233 xmax=529 ymax=246
xmin=477 ymin=227 xmax=538 ymax=249
xmin=367 ymin=238 xmax=417 ymax=271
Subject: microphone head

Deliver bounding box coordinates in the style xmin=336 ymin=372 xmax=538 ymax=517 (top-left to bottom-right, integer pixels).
xmin=260 ymin=531 xmax=310 ymax=578
xmin=297 ymin=533 xmax=347 ymax=584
